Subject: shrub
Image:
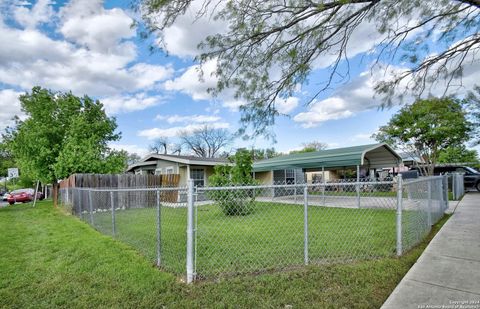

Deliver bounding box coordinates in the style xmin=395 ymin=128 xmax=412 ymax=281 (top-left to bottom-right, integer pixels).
xmin=208 ymin=150 xmax=258 ymax=216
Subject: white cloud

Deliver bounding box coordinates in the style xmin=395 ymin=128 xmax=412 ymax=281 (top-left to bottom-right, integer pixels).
xmin=293 ymin=71 xmax=387 ymax=127
xmin=59 ymin=0 xmax=135 ymax=53
xmin=138 ymin=122 xmax=230 ymax=139
xmin=155 ymin=114 xmax=221 ymax=124
xmin=102 ymin=93 xmax=164 ymax=115
xmin=0 ymin=89 xmax=23 ymax=130
xmin=276 ymin=97 xmax=299 ymax=114
xmin=160 ymin=0 xmax=227 ymax=58
xmin=164 ymin=58 xmax=247 ymax=110
xmin=109 ymin=143 xmax=149 ymax=157
xmin=294 ymin=42 xmax=480 ymax=129
xmin=293 ymin=97 xmax=356 ymax=128
xmin=164 ymin=59 xmax=217 ymax=100
xmin=13 ymin=0 xmax=54 ymax=29
xmin=0 ymin=1 xmax=172 ymax=98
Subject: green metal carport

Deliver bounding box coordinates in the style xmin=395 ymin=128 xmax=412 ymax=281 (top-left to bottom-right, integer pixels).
xmin=253 ymin=143 xmax=402 ymax=184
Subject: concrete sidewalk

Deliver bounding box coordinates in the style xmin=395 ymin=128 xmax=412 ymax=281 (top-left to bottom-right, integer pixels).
xmin=382 ymin=193 xmax=480 ymax=309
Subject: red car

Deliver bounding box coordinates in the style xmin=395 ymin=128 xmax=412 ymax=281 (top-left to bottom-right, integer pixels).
xmin=6 ymin=189 xmax=44 ymax=205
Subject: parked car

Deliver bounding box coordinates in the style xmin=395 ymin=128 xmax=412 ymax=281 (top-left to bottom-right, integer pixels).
xmin=5 ymin=188 xmax=44 ymax=205
xmin=410 ymin=165 xmax=480 ymax=191
xmin=0 ymin=189 xmax=7 ymax=201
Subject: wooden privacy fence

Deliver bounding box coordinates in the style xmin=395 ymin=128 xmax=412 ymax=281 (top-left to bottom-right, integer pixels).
xmin=60 ymin=173 xmax=180 ymax=189
xmin=60 ymin=174 xmax=181 ymax=207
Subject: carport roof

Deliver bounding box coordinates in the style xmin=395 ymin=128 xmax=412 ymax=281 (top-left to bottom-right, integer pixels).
xmin=252 ymin=143 xmax=401 ymax=172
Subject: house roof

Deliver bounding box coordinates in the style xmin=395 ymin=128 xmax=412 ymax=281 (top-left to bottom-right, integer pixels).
xmin=126 ymin=153 xmax=230 ymax=172
xmin=253 ymin=143 xmax=401 ymax=172
xmin=398 ymin=152 xmax=424 ymax=163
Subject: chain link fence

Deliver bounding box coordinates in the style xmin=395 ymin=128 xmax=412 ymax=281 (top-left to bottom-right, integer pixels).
xmin=59 ymin=175 xmax=448 ymax=282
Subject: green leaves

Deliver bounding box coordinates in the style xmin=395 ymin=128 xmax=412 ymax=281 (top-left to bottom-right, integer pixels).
xmin=208 ymin=149 xmax=258 ymax=216
xmin=2 ymin=87 xmax=125 ymax=183
xmin=374 ymin=97 xmax=472 ymax=174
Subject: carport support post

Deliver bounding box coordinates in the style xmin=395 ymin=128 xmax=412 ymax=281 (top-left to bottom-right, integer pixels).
xmin=303 ymin=185 xmax=309 ymax=265
xmin=110 ymin=191 xmax=116 ymax=237
xmin=356 ymin=165 xmax=361 ymax=208
xmin=427 ymin=180 xmax=432 ymax=227
xmin=186 ymin=179 xmax=195 ymax=283
xmin=156 ymin=190 xmax=162 ymax=267
xmin=396 ymin=174 xmax=403 ymax=256
xmin=88 ymin=190 xmax=94 ymax=226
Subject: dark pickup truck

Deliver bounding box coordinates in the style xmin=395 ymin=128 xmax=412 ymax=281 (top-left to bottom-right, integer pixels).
xmin=410 ymin=165 xmax=480 ymax=191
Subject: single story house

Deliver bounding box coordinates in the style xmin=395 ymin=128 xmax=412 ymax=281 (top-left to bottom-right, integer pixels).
xmin=126 ymin=154 xmax=231 ymax=187
xmin=253 ymin=143 xmax=402 ymax=186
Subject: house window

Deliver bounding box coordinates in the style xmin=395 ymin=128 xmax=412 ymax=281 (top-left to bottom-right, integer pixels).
xmin=166 ymin=167 xmax=174 ymax=174
xmin=285 ymin=169 xmax=295 ymax=184
xmin=191 ymin=168 xmax=205 ymax=187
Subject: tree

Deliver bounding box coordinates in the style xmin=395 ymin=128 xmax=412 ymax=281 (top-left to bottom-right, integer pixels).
xmin=0 ymin=143 xmax=15 ymax=178
xmin=180 ymin=125 xmax=232 ymax=158
xmin=2 ymin=87 xmax=124 ymax=206
xmin=139 ymin=0 xmax=480 ymax=137
xmin=290 ymin=141 xmax=328 ymax=154
xmin=302 ymin=141 xmax=328 ymax=151
xmin=170 ymin=143 xmax=183 ymax=155
xmin=251 ymin=147 xmax=280 ymax=160
xmin=149 ymin=137 xmax=169 ymax=154
xmin=373 ymin=97 xmax=472 ymax=175
xmin=438 ymin=145 xmax=479 ymax=163
xmin=127 ymin=153 xmax=142 ymax=165
xmin=466 ymin=86 xmax=480 ymax=145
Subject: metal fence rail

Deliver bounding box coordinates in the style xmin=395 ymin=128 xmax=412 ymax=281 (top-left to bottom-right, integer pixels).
xmin=59 ymin=175 xmax=449 ymax=283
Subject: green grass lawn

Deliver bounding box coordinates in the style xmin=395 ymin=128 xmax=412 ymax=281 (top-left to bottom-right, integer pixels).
xmin=0 ymin=201 xmax=450 ymax=308
xmin=89 ymin=202 xmax=398 ymax=278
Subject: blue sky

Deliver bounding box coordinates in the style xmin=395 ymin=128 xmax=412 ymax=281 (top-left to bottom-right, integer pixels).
xmin=0 ymin=0 xmax=477 ymax=157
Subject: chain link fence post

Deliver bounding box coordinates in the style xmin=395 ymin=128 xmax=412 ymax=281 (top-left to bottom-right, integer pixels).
xmin=396 ymin=174 xmax=403 ymax=256
xmin=78 ymin=189 xmax=82 ymax=220
xmin=303 ymin=185 xmax=309 ymax=265
xmin=356 ymin=165 xmax=361 ymax=208
xmin=322 ymin=166 xmax=326 ymax=205
xmin=427 ymin=179 xmax=432 ymax=227
xmin=88 ymin=189 xmax=94 ymax=226
xmin=443 ymin=175 xmax=448 ymax=211
xmin=156 ymin=189 xmax=162 ymax=267
xmin=110 ymin=191 xmax=116 ymax=237
xmin=452 ymin=173 xmax=456 ymax=200
xmin=186 ymin=179 xmax=195 ymax=283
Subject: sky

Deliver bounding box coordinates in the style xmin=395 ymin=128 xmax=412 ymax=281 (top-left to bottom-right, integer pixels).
xmin=0 ymin=0 xmax=477 ymax=157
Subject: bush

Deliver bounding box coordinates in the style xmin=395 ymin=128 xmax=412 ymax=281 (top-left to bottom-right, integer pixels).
xmin=208 ymin=150 xmax=258 ymax=216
